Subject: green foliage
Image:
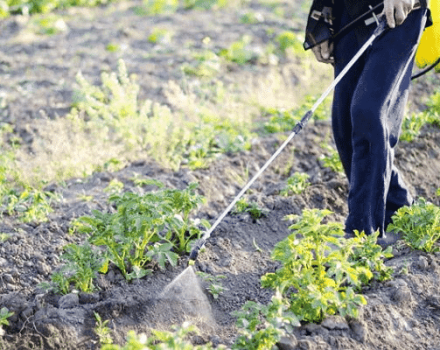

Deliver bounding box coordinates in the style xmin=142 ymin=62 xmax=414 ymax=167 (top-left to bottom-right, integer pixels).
xmin=0 ymin=124 xmax=57 ymax=223
xmin=68 ymin=60 xmax=254 ymax=172
xmin=32 ymin=14 xmax=68 ymax=35
xmin=106 ymin=43 xmax=120 ymax=53
xmin=240 ymin=11 xmax=263 ymax=24
xmin=232 ymin=291 xmax=300 ymax=350
xmin=0 ymin=307 xmax=14 ymax=327
xmin=0 ymin=233 xmax=10 ymax=242
xmin=320 ymin=142 xmax=344 ymax=173
xmin=219 ymin=35 xmax=258 ymax=65
xmin=1 ymin=187 xmax=57 ymax=223
xmin=276 ymin=31 xmax=303 ymax=53
xmin=280 ymin=172 xmax=310 ymax=196
xmin=101 ymin=323 xmax=225 ymax=350
xmin=400 ymin=91 xmax=440 ymax=142
xmin=0 ymin=0 xmax=114 ymax=17
xmin=182 ymin=51 xmax=221 ymax=78
xmin=182 ymin=0 xmax=228 ymax=10
xmin=400 ymin=111 xmax=431 ymax=142
xmin=233 ymin=197 xmax=249 ymax=214
xmin=94 ymin=312 xmax=113 ymax=345
xmin=387 ymin=198 xmax=440 ymax=252
xmin=47 ymin=241 xmax=106 ymax=294
xmin=136 ymin=0 xmax=178 ymax=16
xmin=348 ymin=231 xmax=394 ymax=283
xmin=262 ymin=95 xmax=330 ymax=134
xmin=103 ymin=179 xmax=124 ymax=195
xmin=261 ymin=209 xmax=391 ymax=323
xmin=147 ymin=28 xmax=173 ymax=44
xmin=74 ymin=182 xmax=207 ymax=280
xmin=233 ymin=198 xmax=268 ymax=219
xmin=180 ymin=114 xmax=255 ymax=170
xmin=196 ymin=272 xmax=227 ymax=299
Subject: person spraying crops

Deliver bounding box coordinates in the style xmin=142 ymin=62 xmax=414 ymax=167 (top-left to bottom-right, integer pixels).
xmin=304 ymin=0 xmax=434 ymax=246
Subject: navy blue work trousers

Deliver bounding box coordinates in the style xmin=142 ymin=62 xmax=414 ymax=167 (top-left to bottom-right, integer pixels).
xmin=332 ymin=8 xmax=428 ymax=235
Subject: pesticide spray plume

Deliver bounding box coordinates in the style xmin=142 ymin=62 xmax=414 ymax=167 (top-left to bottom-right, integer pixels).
xmin=155 ymin=266 xmax=216 ymax=326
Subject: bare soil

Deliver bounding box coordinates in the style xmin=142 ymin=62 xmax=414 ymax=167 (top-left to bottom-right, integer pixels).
xmin=1 ymin=1 xmax=440 ymax=349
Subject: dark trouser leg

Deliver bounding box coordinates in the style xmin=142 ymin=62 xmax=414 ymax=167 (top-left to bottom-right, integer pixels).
xmin=332 ymin=8 xmax=427 ymax=235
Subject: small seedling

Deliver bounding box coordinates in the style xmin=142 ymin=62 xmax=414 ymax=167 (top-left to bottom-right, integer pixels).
xmin=106 ymin=43 xmax=120 ymax=53
xmin=103 ymin=179 xmax=124 ymax=195
xmin=280 ymin=172 xmax=310 ymax=196
xmin=0 ymin=233 xmax=10 ymax=242
xmin=219 ymin=35 xmax=258 ymax=65
xmin=196 ymin=272 xmax=227 ymax=299
xmin=276 ymin=31 xmax=303 ymax=53
xmin=48 ymin=241 xmax=106 ymax=294
xmin=148 ymin=28 xmax=173 ymax=44
xmin=320 ymin=142 xmax=344 ymax=173
xmin=246 ymin=202 xmax=268 ymax=219
xmin=0 ymin=307 xmax=13 ymax=337
xmin=94 ymin=312 xmax=113 ymax=345
xmin=252 ymin=238 xmax=263 ymax=253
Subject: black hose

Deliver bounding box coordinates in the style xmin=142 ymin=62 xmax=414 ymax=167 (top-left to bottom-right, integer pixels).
xmin=411 ymin=57 xmax=440 ymax=80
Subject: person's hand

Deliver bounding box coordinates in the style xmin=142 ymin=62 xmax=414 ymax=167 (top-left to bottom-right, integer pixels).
xmin=383 ymin=0 xmax=417 ymax=28
xmin=311 ymin=40 xmax=334 ymax=64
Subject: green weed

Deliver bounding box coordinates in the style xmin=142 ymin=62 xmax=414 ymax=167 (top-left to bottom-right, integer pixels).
xmin=94 ymin=312 xmax=113 ymax=345
xmin=31 ymin=14 xmax=68 ymax=35
xmin=233 ymin=198 xmax=268 ymax=219
xmin=280 ymin=172 xmax=310 ymax=196
xmin=196 ymin=272 xmax=227 ymax=299
xmin=0 ymin=233 xmax=10 ymax=242
xmin=240 ymin=11 xmax=264 ymax=24
xmin=182 ymin=51 xmax=221 ymax=78
xmin=136 ymin=0 xmax=178 ymax=16
xmin=103 ymin=179 xmax=124 ymax=195
xmin=0 ymin=0 xmax=116 ymax=17
xmin=400 ymin=111 xmax=431 ymax=142
xmin=387 ymin=198 xmax=440 ymax=252
xmin=0 ymin=307 xmax=13 ymax=336
xmin=147 ymin=28 xmax=173 ymax=44
xmin=106 ymin=43 xmax=120 ymax=53
xmin=263 ymin=95 xmax=330 ymax=134
xmin=45 ymin=241 xmax=106 ymax=294
xmin=320 ymin=142 xmax=344 ymax=173
xmin=276 ymin=31 xmax=303 ymax=54
xmin=219 ymin=35 xmax=258 ymax=65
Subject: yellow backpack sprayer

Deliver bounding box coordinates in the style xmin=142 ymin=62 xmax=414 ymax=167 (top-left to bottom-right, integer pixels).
xmin=416 ymin=0 xmax=440 ymax=70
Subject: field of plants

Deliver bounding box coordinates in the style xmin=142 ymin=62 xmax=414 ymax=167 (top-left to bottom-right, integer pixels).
xmin=1 ymin=0 xmax=440 ymax=349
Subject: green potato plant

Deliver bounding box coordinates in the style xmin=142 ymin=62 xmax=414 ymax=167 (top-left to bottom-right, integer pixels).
xmin=261 ymin=209 xmax=391 ymax=323
xmin=72 ymin=182 xmax=207 ymax=280
xmin=387 ymin=198 xmax=440 ymax=252
xmin=232 ymin=291 xmax=300 ymax=350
